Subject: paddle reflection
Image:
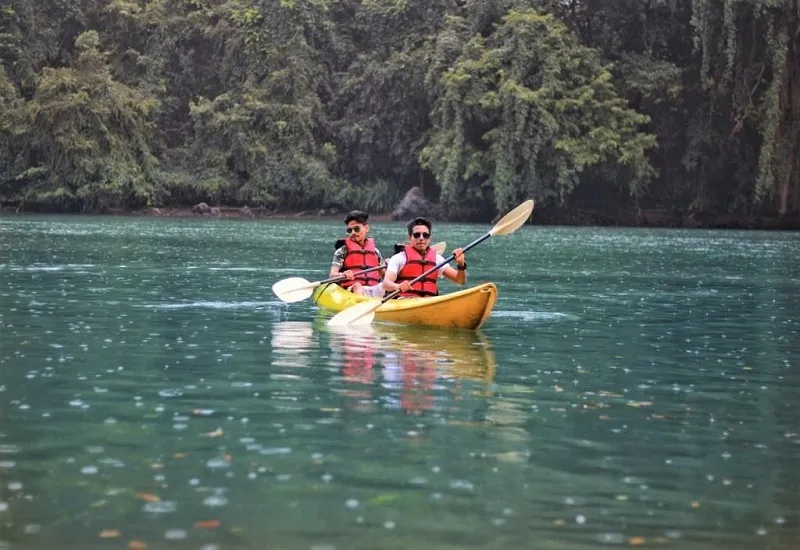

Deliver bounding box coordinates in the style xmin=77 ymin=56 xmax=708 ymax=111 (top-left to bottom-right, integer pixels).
xmin=327 ymin=324 xmax=496 ymax=415
xmin=271 ymin=321 xmax=318 ymax=368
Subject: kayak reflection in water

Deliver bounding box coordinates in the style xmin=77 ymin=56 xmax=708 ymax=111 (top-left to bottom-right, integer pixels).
xmin=271 ymin=321 xmax=318 ymax=368
xmin=327 ymin=324 xmax=496 ymax=416
xmin=380 ymin=348 xmax=436 ymax=415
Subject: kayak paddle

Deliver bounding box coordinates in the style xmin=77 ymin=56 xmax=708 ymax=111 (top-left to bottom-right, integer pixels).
xmin=272 ymin=241 xmax=447 ymax=303
xmin=326 ymin=200 xmax=534 ymax=327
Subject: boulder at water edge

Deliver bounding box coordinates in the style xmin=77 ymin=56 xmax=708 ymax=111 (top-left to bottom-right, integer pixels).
xmin=192 ymin=202 xmax=211 ymax=215
xmin=392 ymin=186 xmax=438 ymax=220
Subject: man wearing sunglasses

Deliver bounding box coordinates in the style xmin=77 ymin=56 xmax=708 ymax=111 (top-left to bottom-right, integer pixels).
xmin=382 ymin=216 xmax=466 ymax=298
xmin=329 ymin=210 xmax=386 ymax=297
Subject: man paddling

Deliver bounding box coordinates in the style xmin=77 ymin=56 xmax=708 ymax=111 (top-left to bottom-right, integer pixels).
xmin=329 ymin=210 xmax=386 ymax=297
xmin=382 ymin=216 xmax=466 ymax=298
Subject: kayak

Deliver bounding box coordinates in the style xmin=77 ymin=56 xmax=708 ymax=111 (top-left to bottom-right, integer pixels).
xmin=368 ymin=324 xmax=497 ymax=382
xmin=312 ymin=282 xmax=498 ymax=330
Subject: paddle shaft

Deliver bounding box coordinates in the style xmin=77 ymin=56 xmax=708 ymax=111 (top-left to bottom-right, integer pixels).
xmin=323 ymin=263 xmax=385 ymax=286
xmin=381 ymin=233 xmax=490 ymax=303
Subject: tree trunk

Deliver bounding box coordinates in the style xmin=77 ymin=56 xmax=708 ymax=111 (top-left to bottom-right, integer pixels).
xmin=777 ymin=2 xmax=799 ymax=214
xmin=789 ymin=147 xmax=799 ymax=214
xmin=779 ymin=158 xmax=790 ymax=215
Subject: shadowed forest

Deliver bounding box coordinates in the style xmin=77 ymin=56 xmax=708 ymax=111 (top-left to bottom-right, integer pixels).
xmin=1 ymin=0 xmax=798 ymax=227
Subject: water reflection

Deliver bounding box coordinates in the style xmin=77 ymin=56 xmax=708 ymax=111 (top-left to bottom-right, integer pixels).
xmin=327 ymin=323 xmax=496 ymax=416
xmin=270 ymin=320 xmax=318 ymax=368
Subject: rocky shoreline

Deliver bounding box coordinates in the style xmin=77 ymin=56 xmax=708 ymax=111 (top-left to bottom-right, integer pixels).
xmin=3 ymin=202 xmax=799 ymax=230
xmin=144 ymin=205 xmax=396 ymax=222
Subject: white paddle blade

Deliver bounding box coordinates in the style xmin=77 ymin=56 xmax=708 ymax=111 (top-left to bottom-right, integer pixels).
xmin=432 ymin=241 xmax=446 ymax=254
xmin=271 ymin=277 xmax=316 ymax=303
xmin=345 ymin=310 xmax=377 ymax=326
xmin=327 ymin=300 xmax=380 ymax=327
xmin=275 ymin=286 xmax=316 ymax=303
xmin=490 ymin=200 xmax=534 ymax=236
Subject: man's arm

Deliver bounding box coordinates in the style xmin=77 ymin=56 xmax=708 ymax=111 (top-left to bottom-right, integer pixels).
xmin=381 ymin=253 xmax=404 ymax=293
xmin=441 ymin=248 xmax=467 ymax=285
xmin=375 ymin=248 xmax=386 ymax=279
xmin=329 ymin=247 xmax=350 ymax=279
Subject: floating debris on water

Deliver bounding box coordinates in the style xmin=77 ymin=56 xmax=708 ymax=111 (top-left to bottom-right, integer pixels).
xmin=164 ymin=529 xmax=186 ymax=540
xmin=143 ymin=500 xmax=177 ymax=514
xmin=202 ymin=495 xmax=228 ymax=507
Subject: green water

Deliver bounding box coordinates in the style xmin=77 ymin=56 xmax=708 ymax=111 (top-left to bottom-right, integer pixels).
xmin=0 ymin=215 xmax=798 ymax=550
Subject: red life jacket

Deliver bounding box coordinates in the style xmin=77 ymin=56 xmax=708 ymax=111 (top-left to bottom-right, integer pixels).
xmin=339 ymin=237 xmax=381 ymax=288
xmin=396 ymin=245 xmax=438 ymax=297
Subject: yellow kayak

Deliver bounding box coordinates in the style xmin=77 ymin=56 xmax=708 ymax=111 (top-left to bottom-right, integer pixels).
xmin=369 ymin=324 xmax=496 ymax=382
xmin=312 ymin=282 xmax=498 ymax=330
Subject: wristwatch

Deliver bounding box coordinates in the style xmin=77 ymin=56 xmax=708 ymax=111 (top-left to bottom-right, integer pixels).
xmin=457 ymin=262 xmax=467 ymax=271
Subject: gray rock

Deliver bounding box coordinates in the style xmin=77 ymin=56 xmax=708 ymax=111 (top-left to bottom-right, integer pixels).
xmin=392 ymin=187 xmax=438 ymax=221
xmin=192 ymin=202 xmax=211 ymax=215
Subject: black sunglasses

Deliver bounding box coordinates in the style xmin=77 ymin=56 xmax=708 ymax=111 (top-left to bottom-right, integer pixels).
xmin=346 ymin=226 xmax=362 ymax=234
xmin=412 ymin=232 xmax=430 ymax=239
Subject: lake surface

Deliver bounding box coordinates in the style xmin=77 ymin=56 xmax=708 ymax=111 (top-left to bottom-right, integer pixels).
xmin=0 ymin=215 xmax=798 ymax=550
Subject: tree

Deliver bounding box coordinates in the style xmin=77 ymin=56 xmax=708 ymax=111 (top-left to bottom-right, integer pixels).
xmin=15 ymin=31 xmax=161 ymax=211
xmin=689 ymin=0 xmax=800 ymax=215
xmin=547 ymin=0 xmax=800 ymax=216
xmin=0 ymin=66 xmax=22 ymax=204
xmin=177 ymin=0 xmax=341 ymax=208
xmin=421 ymin=8 xmax=656 ymax=219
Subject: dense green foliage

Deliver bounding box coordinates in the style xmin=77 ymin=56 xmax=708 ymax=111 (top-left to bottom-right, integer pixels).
xmin=1 ymin=0 xmax=798 ymax=219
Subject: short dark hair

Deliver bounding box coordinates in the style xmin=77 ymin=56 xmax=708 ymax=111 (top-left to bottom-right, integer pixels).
xmin=407 ymin=216 xmax=432 ymax=235
xmin=344 ymin=210 xmax=369 ymax=225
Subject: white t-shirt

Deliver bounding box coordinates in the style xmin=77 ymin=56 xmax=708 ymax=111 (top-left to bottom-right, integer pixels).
xmin=385 ymin=251 xmax=448 ymax=279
